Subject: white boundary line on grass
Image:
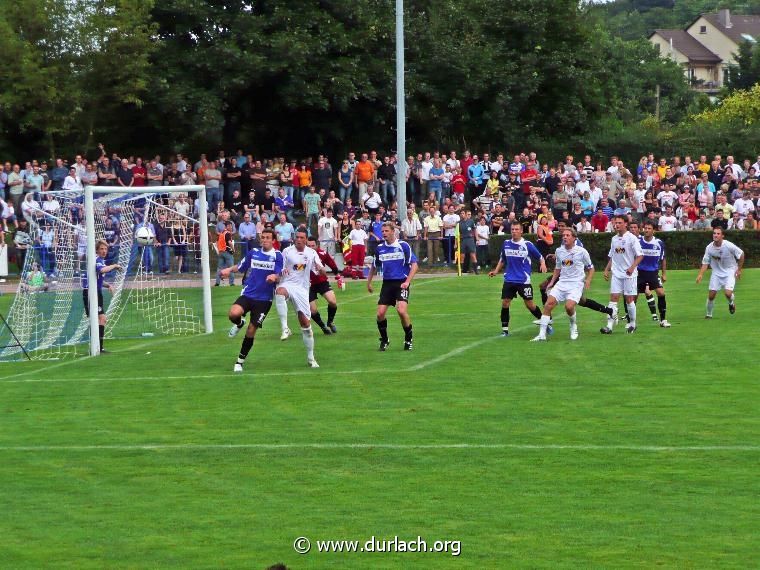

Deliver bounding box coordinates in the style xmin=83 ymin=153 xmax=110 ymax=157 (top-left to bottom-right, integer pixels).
xmin=0 ymin=443 xmax=757 ymax=452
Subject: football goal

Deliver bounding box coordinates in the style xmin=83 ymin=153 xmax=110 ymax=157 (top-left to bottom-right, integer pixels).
xmin=0 ymin=185 xmax=213 ymax=360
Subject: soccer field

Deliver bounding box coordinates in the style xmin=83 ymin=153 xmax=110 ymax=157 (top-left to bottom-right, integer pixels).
xmin=0 ymin=270 xmax=758 ymax=568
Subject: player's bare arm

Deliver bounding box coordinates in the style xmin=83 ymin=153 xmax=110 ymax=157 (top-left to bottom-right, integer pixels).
xmin=627 ymin=254 xmax=644 ymax=276
xmin=488 ymin=259 xmax=504 ymax=278
xmin=736 ymin=253 xmax=745 ymax=279
xmin=696 ymin=264 xmax=709 ymax=284
xmin=401 ymin=262 xmax=418 ymax=290
xmin=584 ymin=267 xmax=595 ymax=290
xmin=603 ymin=259 xmax=612 ymax=281
xmin=661 ymin=257 xmax=667 ymax=282
xmin=366 ymin=265 xmax=376 ymax=293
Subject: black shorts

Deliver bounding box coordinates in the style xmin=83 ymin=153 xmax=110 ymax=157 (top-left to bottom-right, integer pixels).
xmin=234 ymin=296 xmax=272 ymax=328
xmin=309 ymin=281 xmax=332 ymax=302
xmin=83 ymin=289 xmax=105 ymax=317
xmin=502 ymin=282 xmax=534 ymax=301
xmin=378 ymin=280 xmax=410 ymax=307
xmin=637 ymin=270 xmax=663 ymax=293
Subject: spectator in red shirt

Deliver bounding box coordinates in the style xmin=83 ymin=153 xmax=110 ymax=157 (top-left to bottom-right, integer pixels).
xmin=451 ymin=168 xmax=466 ymax=198
xmin=131 ymin=157 xmax=147 ymax=187
xmin=591 ymin=208 xmax=610 ymax=232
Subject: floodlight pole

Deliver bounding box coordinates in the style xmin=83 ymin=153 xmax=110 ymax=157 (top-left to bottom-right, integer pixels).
xmin=396 ymin=0 xmax=407 ymax=220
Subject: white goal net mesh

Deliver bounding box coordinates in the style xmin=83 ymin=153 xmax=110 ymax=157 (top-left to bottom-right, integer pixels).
xmin=0 ymin=189 xmax=205 ymax=360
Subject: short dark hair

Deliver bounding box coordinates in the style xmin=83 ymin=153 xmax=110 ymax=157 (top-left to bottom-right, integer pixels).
xmin=260 ymin=228 xmax=275 ymax=239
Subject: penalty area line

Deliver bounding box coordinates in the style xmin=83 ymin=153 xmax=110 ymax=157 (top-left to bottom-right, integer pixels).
xmin=0 ymin=443 xmax=757 ymax=452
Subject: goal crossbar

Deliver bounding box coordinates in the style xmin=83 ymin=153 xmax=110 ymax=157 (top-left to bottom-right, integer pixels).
xmin=84 ymin=185 xmax=212 ymax=356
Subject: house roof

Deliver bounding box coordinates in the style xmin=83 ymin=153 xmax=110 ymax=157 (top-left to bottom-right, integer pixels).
xmin=650 ymin=29 xmax=722 ymax=62
xmin=701 ymin=12 xmax=760 ymax=45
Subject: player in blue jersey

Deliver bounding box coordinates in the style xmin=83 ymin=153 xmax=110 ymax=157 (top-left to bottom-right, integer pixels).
xmin=82 ymin=240 xmax=122 ymax=353
xmin=635 ymin=221 xmax=670 ymax=327
xmin=488 ymin=223 xmax=547 ymax=336
xmin=220 ymin=228 xmax=284 ymax=372
xmin=367 ymin=222 xmax=418 ymax=351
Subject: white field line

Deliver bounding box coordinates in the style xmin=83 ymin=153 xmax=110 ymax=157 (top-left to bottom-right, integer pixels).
xmin=0 ymin=443 xmax=757 ymax=452
xmin=1 ymin=368 xmax=386 ymax=384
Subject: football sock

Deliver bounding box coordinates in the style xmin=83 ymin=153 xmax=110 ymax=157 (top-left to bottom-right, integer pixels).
xmin=238 ymin=336 xmax=254 ymax=363
xmin=403 ymin=324 xmax=413 ymax=342
xmin=658 ymin=296 xmax=667 ymax=320
xmin=301 ymin=326 xmax=314 ymax=360
xmin=607 ymin=302 xmax=616 ymax=328
xmin=377 ymin=318 xmax=388 ymax=341
xmin=275 ymin=294 xmax=288 ymax=329
xmin=646 ymin=294 xmax=657 ymax=316
xmin=530 ymin=306 xmax=542 ymax=319
xmin=230 ymin=314 xmax=243 ymax=327
xmin=706 ymin=299 xmax=714 ymax=315
xmin=582 ymin=298 xmax=612 ymax=315
xmin=539 ymin=315 xmax=551 ymax=338
xmin=729 ymin=293 xmax=735 ymax=305
xmin=98 ymin=325 xmax=104 ymax=351
xmin=568 ymin=312 xmax=577 ymax=325
xmin=623 ymin=302 xmax=630 ymax=319
xmin=500 ymin=307 xmax=510 ymax=330
xmin=312 ymin=311 xmax=326 ymax=330
xmin=327 ymin=304 xmax=337 ymax=324
xmin=626 ymin=302 xmax=637 ymax=326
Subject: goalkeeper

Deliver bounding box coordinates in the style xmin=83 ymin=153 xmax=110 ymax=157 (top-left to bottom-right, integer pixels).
xmin=82 ymin=240 xmax=122 ymax=353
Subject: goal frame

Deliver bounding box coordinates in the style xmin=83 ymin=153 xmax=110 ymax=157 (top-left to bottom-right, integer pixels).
xmin=84 ymin=185 xmax=213 ymax=356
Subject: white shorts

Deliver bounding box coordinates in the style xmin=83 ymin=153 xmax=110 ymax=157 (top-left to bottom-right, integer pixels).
xmin=610 ymin=274 xmax=637 ymax=296
xmin=548 ymin=281 xmax=584 ymax=304
xmin=280 ymin=283 xmax=311 ymax=318
xmin=709 ymin=273 xmax=736 ymax=292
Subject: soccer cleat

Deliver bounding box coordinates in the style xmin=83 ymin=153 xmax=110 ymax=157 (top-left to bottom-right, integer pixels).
xmin=379 ymin=339 xmax=390 ymax=351
xmin=307 ymin=359 xmax=320 ymax=368
xmin=228 ymin=318 xmax=245 ymax=338
xmin=327 ymin=322 xmax=337 ymax=334
xmin=705 ymin=315 xmax=713 ymax=319
xmin=729 ymin=303 xmax=736 ymax=314
xmin=599 ymin=327 xmax=613 ymax=335
xmin=320 ymin=326 xmax=332 ymax=335
xmin=529 ymin=335 xmax=547 ymax=342
xmin=280 ymin=327 xmax=292 ymax=341
xmin=651 ymin=313 xmax=659 ymax=322
xmin=474 ymin=267 xmax=480 ymax=275
xmin=547 ymin=325 xmax=554 ymax=336
xmin=233 ymin=363 xmax=243 ymax=373
xmin=626 ymin=324 xmax=636 ymax=334
xmin=659 ymin=319 xmax=671 ymax=328
xmin=501 ymin=330 xmax=510 ymax=337
xmin=570 ymin=323 xmax=579 ymax=340
xmin=403 ymin=341 xmax=413 ymax=351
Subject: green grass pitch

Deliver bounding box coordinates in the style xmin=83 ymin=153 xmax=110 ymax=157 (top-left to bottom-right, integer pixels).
xmin=0 ymin=270 xmax=758 ymax=568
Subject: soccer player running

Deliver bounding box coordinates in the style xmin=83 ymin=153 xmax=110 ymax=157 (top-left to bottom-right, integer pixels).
xmin=601 ymin=215 xmax=644 ymax=334
xmin=532 ymin=227 xmax=594 ymax=342
xmin=274 ymin=228 xmax=326 ymax=367
xmin=221 ymin=228 xmax=284 ymax=373
xmin=488 ymin=223 xmax=547 ymax=337
xmin=537 ymin=221 xmax=613 ymax=321
xmin=306 ymin=236 xmax=344 ymax=335
xmin=696 ymin=226 xmax=744 ymax=318
xmin=367 ymin=222 xmax=418 ymax=351
xmin=627 ymin=221 xmax=660 ymax=324
xmin=636 ymin=221 xmax=671 ymax=327
xmin=82 ymin=240 xmax=122 ymax=353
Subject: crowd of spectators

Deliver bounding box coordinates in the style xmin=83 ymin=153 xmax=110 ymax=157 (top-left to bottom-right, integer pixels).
xmin=1 ymin=145 xmax=759 ymax=277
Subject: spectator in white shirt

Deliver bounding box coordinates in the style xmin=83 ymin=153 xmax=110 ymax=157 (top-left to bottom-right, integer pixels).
xmin=658 ymin=206 xmax=678 ymax=231
xmin=733 ymin=191 xmax=755 ymax=218
xmin=576 ymin=216 xmax=592 ymax=233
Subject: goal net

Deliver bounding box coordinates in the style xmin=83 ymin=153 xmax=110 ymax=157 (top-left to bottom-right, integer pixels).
xmin=0 ymin=185 xmax=212 ymax=361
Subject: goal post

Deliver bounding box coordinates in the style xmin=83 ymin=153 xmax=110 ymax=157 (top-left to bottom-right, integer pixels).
xmin=84 ymin=185 xmax=213 ymax=356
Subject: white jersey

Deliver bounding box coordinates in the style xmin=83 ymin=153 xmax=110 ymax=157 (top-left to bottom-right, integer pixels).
xmin=280 ymin=245 xmax=323 ymax=289
xmin=608 ymin=231 xmax=643 ymax=279
xmin=555 ymin=244 xmax=593 ymax=285
xmin=702 ymin=240 xmax=743 ymax=279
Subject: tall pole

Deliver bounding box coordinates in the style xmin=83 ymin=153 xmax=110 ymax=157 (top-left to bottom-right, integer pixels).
xmin=655 ymin=84 xmax=661 ymax=122
xmin=396 ymin=0 xmax=407 ymax=220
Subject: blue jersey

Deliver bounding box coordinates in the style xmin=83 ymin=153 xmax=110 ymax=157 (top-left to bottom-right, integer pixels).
xmin=575 ymin=238 xmax=584 ymax=248
xmin=638 ymin=236 xmax=664 ymax=272
xmin=375 ymin=240 xmax=417 ymax=281
xmin=81 ymin=256 xmax=106 ymax=290
xmin=237 ymin=247 xmax=284 ymax=301
xmin=499 ymin=238 xmax=543 ymax=284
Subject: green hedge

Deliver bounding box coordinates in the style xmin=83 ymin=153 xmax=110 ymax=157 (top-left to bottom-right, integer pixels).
xmin=488 ymin=231 xmax=760 ymax=271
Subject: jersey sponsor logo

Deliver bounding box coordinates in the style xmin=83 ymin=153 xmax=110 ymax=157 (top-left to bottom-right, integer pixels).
xmin=378 ymin=252 xmax=405 ymax=262
xmin=711 ymin=255 xmax=722 ymax=261
xmin=614 ymin=247 xmax=626 ymax=254
xmin=292 ymin=263 xmax=306 ymax=271
xmin=250 ymin=260 xmax=275 ymax=270
xmin=504 ymin=248 xmax=528 ymax=257
xmin=562 ymin=258 xmax=573 ymax=266
xmin=642 ymin=249 xmax=661 ymax=256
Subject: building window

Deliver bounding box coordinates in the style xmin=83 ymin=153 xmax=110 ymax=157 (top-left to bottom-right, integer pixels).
xmin=700 ymin=25 xmax=707 ymax=33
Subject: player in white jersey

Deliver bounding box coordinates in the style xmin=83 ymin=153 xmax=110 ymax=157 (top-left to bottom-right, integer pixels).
xmin=274 ymin=227 xmax=326 ymax=367
xmin=601 ymin=215 xmax=643 ymax=334
xmin=532 ymin=228 xmax=595 ymax=341
xmin=696 ymin=227 xmax=744 ymax=318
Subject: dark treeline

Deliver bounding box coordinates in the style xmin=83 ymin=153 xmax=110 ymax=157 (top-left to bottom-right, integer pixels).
xmin=0 ymin=0 xmax=703 ymax=164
